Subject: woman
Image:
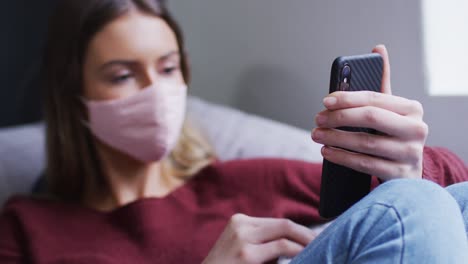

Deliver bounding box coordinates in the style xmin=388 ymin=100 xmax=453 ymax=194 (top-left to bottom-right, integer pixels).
xmin=1 ymin=0 xmax=468 ymax=263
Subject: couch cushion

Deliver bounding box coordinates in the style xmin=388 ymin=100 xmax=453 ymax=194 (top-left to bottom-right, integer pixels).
xmin=188 ymin=97 xmax=322 ymax=162
xmin=0 ymin=123 xmax=46 ymax=205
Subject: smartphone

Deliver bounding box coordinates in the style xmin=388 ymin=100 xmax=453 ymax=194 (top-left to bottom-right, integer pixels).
xmin=319 ymin=53 xmax=383 ymax=219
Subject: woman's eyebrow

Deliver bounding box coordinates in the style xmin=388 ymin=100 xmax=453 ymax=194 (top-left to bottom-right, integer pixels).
xmin=159 ymin=50 xmax=180 ymax=62
xmin=98 ymin=60 xmax=137 ymax=72
xmin=98 ymin=51 xmax=180 ymax=71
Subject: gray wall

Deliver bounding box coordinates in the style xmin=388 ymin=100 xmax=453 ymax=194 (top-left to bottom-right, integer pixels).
xmin=169 ymin=0 xmax=468 ymax=162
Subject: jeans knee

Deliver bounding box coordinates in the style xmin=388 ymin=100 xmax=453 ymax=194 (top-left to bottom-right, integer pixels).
xmin=446 ymin=182 xmax=468 ymax=207
xmin=372 ymin=179 xmax=460 ymax=218
xmin=369 ymin=180 xmax=466 ymax=250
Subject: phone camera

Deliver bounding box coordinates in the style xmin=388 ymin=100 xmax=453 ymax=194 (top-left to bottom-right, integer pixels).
xmin=339 ymin=65 xmax=351 ymax=91
xmin=342 ymin=65 xmax=351 ymax=78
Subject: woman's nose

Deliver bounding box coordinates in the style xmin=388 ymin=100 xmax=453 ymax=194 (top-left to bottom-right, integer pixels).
xmin=138 ymin=68 xmax=159 ymax=90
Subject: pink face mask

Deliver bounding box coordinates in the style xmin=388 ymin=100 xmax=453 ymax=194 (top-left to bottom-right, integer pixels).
xmin=83 ymin=82 xmax=187 ymax=163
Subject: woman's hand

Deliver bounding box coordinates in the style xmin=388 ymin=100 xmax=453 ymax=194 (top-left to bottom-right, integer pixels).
xmin=311 ymin=45 xmax=428 ymax=182
xmin=202 ymin=214 xmax=317 ymax=264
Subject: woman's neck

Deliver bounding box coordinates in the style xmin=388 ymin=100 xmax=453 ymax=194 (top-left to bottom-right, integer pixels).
xmin=84 ymin=141 xmax=185 ymax=211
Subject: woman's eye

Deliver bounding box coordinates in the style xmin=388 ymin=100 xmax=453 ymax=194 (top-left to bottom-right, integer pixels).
xmin=162 ymin=66 xmax=179 ymax=75
xmin=111 ymin=74 xmax=133 ymax=84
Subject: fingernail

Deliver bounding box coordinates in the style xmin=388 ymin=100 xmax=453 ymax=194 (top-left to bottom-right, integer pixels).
xmin=321 ymin=146 xmax=331 ymax=156
xmin=312 ymin=129 xmax=324 ymax=141
xmin=323 ymin=97 xmax=337 ymax=107
xmin=376 ymin=44 xmax=386 ymax=49
xmin=315 ymin=113 xmax=328 ymax=126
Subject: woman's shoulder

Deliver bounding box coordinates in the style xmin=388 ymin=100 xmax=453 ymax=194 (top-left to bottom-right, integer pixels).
xmin=3 ymin=194 xmax=61 ymax=211
xmin=1 ymin=195 xmax=59 ymax=240
xmin=1 ymin=195 xmax=93 ymax=225
xmin=3 ymin=195 xmax=54 ymax=220
xmin=2 ymin=195 xmax=47 ymax=214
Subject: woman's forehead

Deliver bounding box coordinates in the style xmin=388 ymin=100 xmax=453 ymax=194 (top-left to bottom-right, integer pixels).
xmin=86 ymin=10 xmax=179 ymax=65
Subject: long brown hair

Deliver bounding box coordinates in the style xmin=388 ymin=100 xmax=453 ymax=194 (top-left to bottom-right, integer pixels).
xmin=43 ymin=0 xmax=215 ymax=202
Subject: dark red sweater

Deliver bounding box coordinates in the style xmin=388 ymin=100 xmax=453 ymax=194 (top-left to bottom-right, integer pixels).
xmin=0 ymin=147 xmax=466 ymax=264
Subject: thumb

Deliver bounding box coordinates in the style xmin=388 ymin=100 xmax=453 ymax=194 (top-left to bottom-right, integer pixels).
xmin=372 ymin=44 xmax=392 ymax=94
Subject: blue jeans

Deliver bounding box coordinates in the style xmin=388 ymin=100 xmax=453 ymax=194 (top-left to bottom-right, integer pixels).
xmin=291 ymin=179 xmax=468 ymax=264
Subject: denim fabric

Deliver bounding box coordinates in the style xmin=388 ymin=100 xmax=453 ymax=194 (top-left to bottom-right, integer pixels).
xmin=446 ymin=182 xmax=468 ymax=238
xmin=290 ymin=179 xmax=468 ymax=264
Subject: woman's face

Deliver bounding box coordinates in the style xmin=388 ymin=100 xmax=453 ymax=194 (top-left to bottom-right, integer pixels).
xmin=83 ymin=11 xmax=184 ymax=101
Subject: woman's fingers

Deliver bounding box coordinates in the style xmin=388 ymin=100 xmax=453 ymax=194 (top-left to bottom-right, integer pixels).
xmin=315 ymin=106 xmax=428 ymax=140
xmin=204 ymin=214 xmax=317 ymax=264
xmin=323 ymin=91 xmax=424 ymax=118
xmin=248 ymin=239 xmax=304 ymax=263
xmin=312 ymin=128 xmax=423 ymax=164
xmin=246 ymin=217 xmax=316 ymax=246
xmin=309 ymin=45 xmax=426 ymax=181
xmin=372 ymin=44 xmax=392 ymax=94
xmin=320 ymin=146 xmax=422 ymax=181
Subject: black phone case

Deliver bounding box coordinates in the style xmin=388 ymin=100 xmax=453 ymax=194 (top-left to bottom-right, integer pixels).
xmin=319 ymin=53 xmax=383 ymax=219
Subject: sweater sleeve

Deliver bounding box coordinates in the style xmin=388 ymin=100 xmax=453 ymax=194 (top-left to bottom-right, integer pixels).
xmin=253 ymin=159 xmax=324 ymax=224
xmin=212 ymin=159 xmax=325 ymax=225
xmin=422 ymin=146 xmax=468 ymax=187
xmin=0 ymin=202 xmax=26 ymax=263
xmin=267 ymin=159 xmax=324 ymax=224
